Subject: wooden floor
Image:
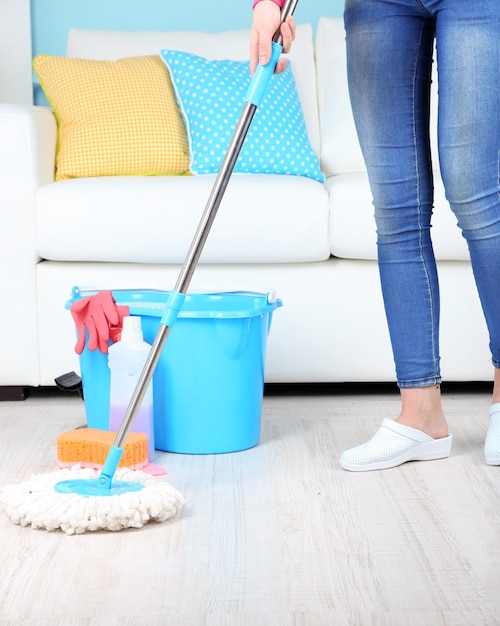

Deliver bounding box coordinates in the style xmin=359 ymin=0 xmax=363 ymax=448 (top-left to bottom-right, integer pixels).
xmin=0 ymin=384 xmax=499 ymax=626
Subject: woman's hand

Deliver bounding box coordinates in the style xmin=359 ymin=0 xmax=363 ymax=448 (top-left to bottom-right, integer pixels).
xmin=250 ymin=1 xmax=296 ymax=75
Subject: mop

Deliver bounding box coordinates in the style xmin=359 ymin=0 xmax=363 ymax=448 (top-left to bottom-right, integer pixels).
xmin=0 ymin=0 xmax=299 ymax=534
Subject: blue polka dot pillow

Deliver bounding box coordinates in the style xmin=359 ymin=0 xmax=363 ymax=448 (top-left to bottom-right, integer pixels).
xmin=160 ymin=50 xmax=324 ymax=182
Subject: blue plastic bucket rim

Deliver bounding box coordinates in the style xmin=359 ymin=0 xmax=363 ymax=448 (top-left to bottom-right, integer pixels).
xmin=66 ymin=287 xmax=282 ymax=319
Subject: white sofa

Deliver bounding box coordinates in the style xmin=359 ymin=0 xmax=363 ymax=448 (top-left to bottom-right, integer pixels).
xmin=0 ymin=17 xmax=492 ymax=394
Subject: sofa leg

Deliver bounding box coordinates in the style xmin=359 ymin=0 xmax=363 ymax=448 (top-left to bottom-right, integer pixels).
xmin=0 ymin=386 xmax=27 ymax=401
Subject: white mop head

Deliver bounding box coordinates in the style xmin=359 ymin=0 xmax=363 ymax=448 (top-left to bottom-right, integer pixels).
xmin=0 ymin=466 xmax=184 ymax=535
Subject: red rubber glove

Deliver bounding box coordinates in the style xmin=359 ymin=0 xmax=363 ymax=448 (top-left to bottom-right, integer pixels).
xmin=70 ymin=290 xmax=129 ymax=354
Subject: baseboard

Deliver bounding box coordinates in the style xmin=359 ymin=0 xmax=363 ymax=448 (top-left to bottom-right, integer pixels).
xmin=0 ymin=386 xmax=27 ymax=401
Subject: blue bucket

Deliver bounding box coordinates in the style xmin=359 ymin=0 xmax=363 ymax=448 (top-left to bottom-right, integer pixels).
xmin=67 ymin=288 xmax=282 ymax=454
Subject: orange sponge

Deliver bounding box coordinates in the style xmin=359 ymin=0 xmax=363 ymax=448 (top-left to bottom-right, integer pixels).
xmin=57 ymin=428 xmax=148 ymax=471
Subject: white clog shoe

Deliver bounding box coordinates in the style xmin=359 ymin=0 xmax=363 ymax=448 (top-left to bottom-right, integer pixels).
xmin=485 ymin=403 xmax=500 ymax=465
xmin=340 ymin=418 xmax=452 ymax=472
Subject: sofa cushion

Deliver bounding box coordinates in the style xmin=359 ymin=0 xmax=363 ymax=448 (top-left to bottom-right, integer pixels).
xmin=160 ymin=50 xmax=324 ymax=182
xmin=35 ymin=174 xmax=330 ymax=264
xmin=315 ymin=17 xmax=364 ymax=178
xmin=66 ymin=24 xmax=320 ymax=157
xmin=33 ymin=54 xmax=190 ymax=181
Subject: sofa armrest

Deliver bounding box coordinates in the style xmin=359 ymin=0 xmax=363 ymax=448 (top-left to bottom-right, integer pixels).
xmin=0 ymin=104 xmax=57 ymax=185
xmin=0 ymin=104 xmax=57 ymax=386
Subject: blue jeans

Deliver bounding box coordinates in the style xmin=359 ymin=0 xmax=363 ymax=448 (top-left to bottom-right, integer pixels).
xmin=344 ymin=0 xmax=500 ymax=388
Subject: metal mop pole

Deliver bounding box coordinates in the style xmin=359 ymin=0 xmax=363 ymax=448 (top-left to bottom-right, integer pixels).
xmin=99 ymin=0 xmax=300 ymax=486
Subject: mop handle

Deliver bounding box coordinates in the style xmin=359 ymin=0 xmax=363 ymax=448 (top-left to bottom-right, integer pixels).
xmin=100 ymin=0 xmax=300 ymax=486
xmin=165 ymin=0 xmax=299 ymax=303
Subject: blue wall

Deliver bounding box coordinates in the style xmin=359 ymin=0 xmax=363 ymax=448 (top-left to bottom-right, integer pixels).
xmin=31 ymin=0 xmax=344 ymax=104
xmin=31 ymin=0 xmax=344 ymax=57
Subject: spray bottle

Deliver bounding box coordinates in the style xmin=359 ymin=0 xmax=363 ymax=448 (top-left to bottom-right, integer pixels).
xmin=107 ymin=316 xmax=155 ymax=461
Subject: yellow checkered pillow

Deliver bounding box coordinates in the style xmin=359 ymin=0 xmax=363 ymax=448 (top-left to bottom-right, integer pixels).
xmin=33 ymin=54 xmax=190 ymax=181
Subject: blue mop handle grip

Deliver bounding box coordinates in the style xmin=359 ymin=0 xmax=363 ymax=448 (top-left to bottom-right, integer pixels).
xmin=98 ymin=445 xmax=124 ymax=489
xmin=160 ymin=290 xmax=187 ymax=327
xmin=245 ymin=41 xmax=283 ymax=106
xmin=245 ymin=0 xmax=299 ymax=106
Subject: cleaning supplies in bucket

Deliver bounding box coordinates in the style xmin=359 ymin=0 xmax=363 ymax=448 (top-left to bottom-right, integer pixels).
xmin=71 ymin=289 xmax=283 ymax=455
xmin=108 ymin=316 xmax=155 ymax=462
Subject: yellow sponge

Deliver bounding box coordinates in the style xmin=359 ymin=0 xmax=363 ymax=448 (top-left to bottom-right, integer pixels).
xmin=57 ymin=428 xmax=148 ymax=471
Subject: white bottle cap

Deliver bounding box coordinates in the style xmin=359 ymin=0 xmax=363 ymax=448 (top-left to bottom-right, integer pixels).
xmin=120 ymin=316 xmax=143 ymax=342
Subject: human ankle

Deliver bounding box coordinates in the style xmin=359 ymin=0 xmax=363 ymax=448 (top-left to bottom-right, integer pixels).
xmin=396 ymin=384 xmax=448 ymax=438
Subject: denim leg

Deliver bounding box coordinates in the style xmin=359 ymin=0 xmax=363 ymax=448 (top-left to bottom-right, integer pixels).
xmin=345 ymin=0 xmax=441 ymax=387
xmin=435 ymin=0 xmax=500 ymax=368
